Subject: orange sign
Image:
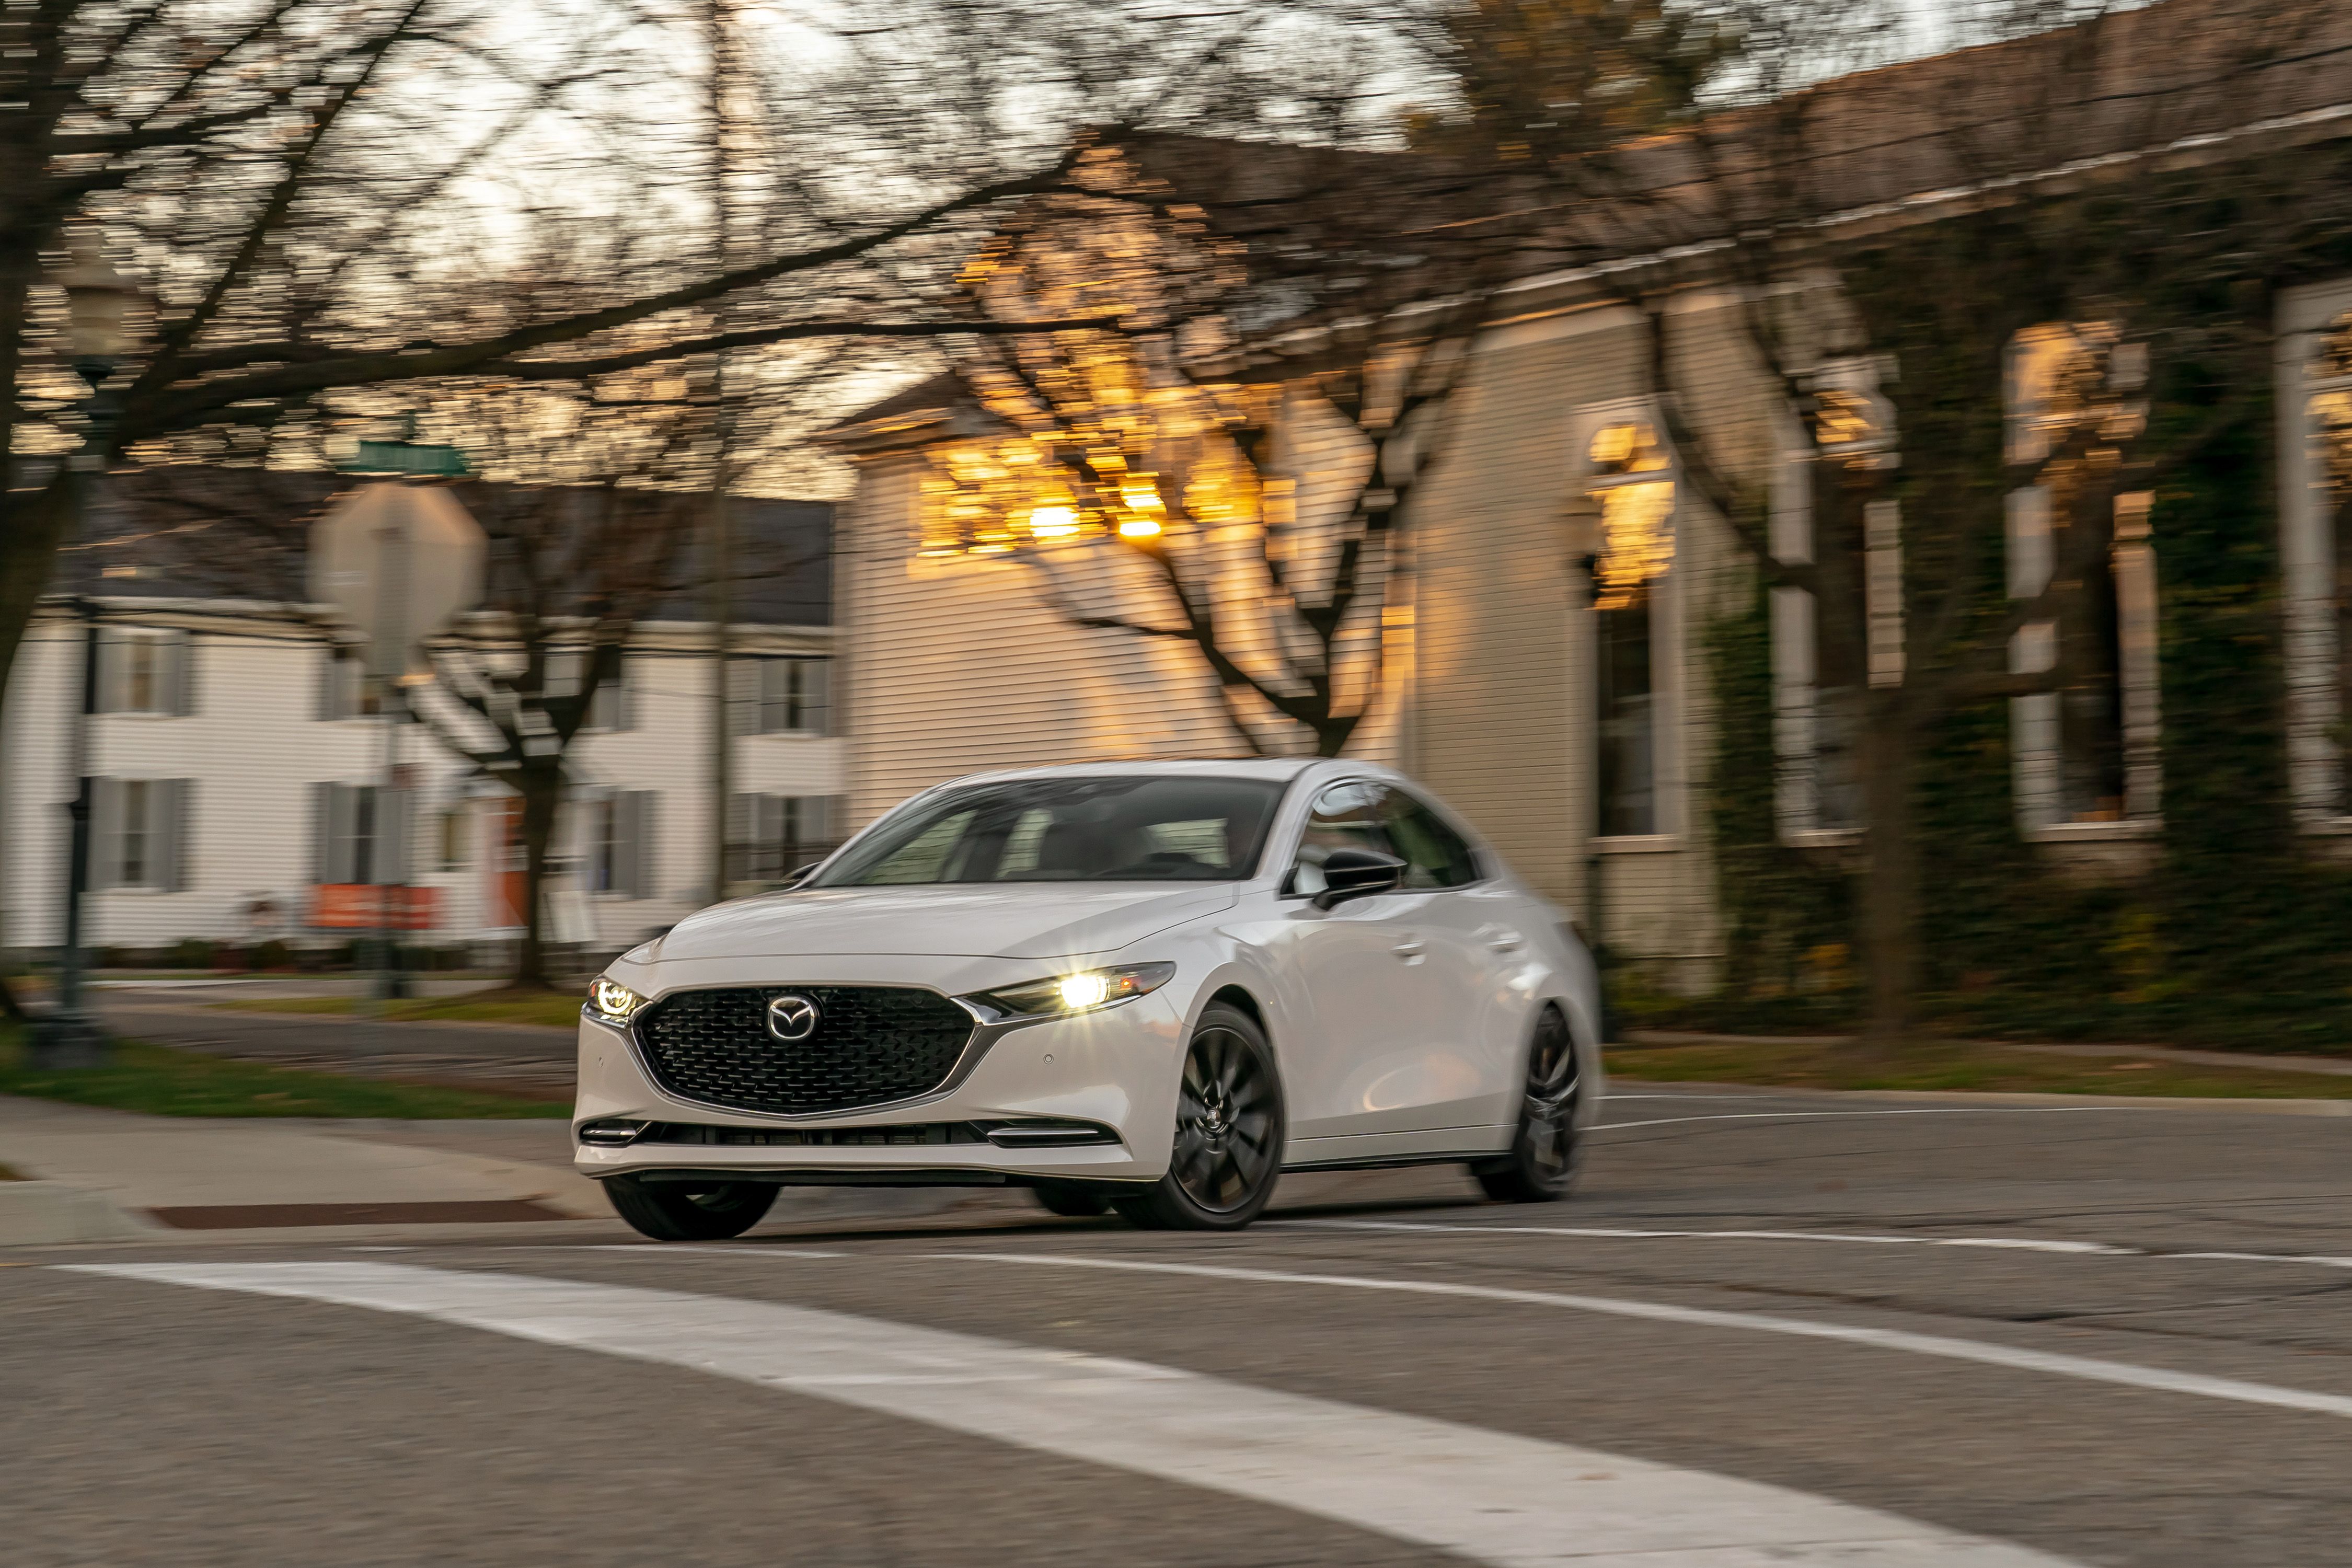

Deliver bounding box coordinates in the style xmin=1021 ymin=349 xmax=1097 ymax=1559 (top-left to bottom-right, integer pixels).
xmin=313 ymin=884 xmax=441 ymax=931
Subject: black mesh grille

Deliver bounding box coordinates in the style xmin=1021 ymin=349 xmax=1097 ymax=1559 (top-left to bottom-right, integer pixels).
xmin=633 ymin=986 xmax=974 ymax=1115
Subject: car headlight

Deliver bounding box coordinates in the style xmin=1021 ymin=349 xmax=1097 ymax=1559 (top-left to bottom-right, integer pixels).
xmin=973 ymin=963 xmax=1175 ymax=1021
xmin=586 ymin=976 xmax=648 ymax=1023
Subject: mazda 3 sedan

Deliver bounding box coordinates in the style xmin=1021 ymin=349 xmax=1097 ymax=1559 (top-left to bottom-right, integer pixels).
xmin=575 ymin=759 xmax=1602 ymax=1238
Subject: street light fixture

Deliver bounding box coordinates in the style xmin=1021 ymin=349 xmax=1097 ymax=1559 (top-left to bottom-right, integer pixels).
xmin=29 ymin=235 xmax=144 ymax=1069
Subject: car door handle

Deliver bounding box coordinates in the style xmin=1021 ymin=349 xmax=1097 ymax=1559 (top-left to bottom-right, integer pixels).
xmin=1481 ymin=926 xmax=1524 ymax=952
xmin=1391 ymin=938 xmax=1426 ymax=958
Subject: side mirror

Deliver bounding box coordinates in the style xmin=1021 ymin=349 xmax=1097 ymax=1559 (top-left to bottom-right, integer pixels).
xmin=779 ymin=861 xmax=823 ymax=890
xmin=1311 ymin=848 xmax=1406 ymax=910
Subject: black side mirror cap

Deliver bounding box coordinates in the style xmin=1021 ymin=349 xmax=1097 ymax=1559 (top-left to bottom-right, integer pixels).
xmin=1311 ymin=848 xmax=1407 ymax=910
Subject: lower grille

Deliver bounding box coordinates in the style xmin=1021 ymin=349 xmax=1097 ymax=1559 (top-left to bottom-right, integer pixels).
xmin=633 ymin=985 xmax=975 ymax=1115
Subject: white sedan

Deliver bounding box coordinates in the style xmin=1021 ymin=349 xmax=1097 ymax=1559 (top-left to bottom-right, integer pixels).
xmin=574 ymin=759 xmax=1602 ymax=1238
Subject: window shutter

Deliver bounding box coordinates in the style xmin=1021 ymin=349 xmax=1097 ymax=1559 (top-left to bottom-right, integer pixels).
xmin=758 ymin=658 xmax=787 ymax=735
xmin=94 ymin=628 xmax=129 ymax=715
xmin=800 ymin=661 xmax=832 ymax=735
xmin=318 ymin=653 xmax=339 ymax=721
xmin=725 ymin=792 xmax=753 ymax=885
xmin=310 ymin=782 xmax=332 ymax=884
xmin=727 ymin=659 xmax=760 ymax=740
xmin=330 ymin=784 xmax=362 ymax=884
xmin=621 ymin=790 xmax=657 ymax=899
xmin=383 ymin=787 xmax=413 ymax=885
xmin=167 ymin=632 xmax=195 ymax=717
xmin=159 ymin=779 xmax=193 ymax=892
xmin=89 ymin=778 xmax=123 ymax=891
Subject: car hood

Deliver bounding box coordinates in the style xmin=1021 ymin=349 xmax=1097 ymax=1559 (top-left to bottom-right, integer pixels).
xmin=640 ymin=882 xmax=1239 ymax=963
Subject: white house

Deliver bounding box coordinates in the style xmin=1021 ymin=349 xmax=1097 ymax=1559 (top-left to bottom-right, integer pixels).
xmin=0 ymin=485 xmax=842 ymax=962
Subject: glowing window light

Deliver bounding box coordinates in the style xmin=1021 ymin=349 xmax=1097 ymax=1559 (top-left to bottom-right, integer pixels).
xmin=1028 ymin=505 xmax=1080 ymax=538
xmin=1118 ymin=517 xmax=1162 ymax=538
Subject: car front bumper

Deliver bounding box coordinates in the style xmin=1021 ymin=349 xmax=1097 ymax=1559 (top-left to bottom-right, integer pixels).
xmin=571 ymin=989 xmax=1186 ymax=1186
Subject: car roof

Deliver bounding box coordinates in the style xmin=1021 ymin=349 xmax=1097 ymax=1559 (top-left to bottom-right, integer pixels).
xmin=946 ymin=757 xmax=1338 ymax=787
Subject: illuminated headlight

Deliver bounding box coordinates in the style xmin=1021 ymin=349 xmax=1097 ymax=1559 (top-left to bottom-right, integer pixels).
xmin=586 ymin=976 xmax=648 ymax=1023
xmin=973 ymin=963 xmax=1175 ymax=1021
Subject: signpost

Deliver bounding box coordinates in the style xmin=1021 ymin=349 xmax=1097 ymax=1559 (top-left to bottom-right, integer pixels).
xmin=308 ymin=479 xmax=485 ymax=1003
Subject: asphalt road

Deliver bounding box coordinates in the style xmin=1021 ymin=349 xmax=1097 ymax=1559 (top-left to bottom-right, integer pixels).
xmin=8 ymin=1087 xmax=2351 ymax=1567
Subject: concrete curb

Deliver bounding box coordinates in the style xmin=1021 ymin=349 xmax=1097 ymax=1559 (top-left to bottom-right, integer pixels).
xmin=0 ymin=1182 xmax=159 ymax=1246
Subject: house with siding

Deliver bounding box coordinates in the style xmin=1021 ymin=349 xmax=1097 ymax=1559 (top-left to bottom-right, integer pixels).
xmin=0 ymin=477 xmax=844 ymax=962
xmin=821 ymin=0 xmax=2352 ymax=1040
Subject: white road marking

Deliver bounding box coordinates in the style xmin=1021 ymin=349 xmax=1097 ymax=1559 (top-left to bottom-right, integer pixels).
xmin=932 ymin=1253 xmax=2352 ymax=1422
xmin=68 ymin=1261 xmax=2076 ymax=1568
xmin=1274 ymin=1219 xmax=2352 ymax=1272
xmin=1597 ymin=1108 xmax=2147 ymax=1132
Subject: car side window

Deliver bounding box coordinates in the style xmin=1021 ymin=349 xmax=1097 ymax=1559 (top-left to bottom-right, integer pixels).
xmin=1290 ymin=782 xmax=1391 ymax=896
xmin=1381 ymin=788 xmax=1481 ymax=889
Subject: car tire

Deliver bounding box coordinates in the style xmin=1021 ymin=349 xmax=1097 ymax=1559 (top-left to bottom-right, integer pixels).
xmin=604 ymin=1174 xmax=778 ymax=1241
xmin=1112 ymin=1001 xmax=1286 ymax=1231
xmin=1031 ymin=1181 xmax=1113 ymax=1218
xmin=1474 ymin=1004 xmax=1584 ymax=1204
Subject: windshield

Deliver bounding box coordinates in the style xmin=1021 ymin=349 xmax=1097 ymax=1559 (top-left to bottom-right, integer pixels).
xmin=813 ymin=776 xmax=1287 ymax=887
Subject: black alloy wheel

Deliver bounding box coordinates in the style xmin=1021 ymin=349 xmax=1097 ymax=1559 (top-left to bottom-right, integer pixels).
xmin=1474 ymin=1004 xmax=1584 ymax=1203
xmin=604 ymin=1173 xmax=778 ymax=1241
xmin=1031 ymin=1181 xmax=1113 ymax=1218
xmin=1113 ymin=1002 xmax=1286 ymax=1230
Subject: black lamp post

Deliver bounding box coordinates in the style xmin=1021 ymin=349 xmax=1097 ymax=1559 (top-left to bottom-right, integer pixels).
xmin=29 ymin=239 xmax=140 ymax=1069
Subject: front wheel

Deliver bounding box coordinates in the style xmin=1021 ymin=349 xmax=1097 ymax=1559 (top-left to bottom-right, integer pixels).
xmin=1474 ymin=1004 xmax=1584 ymax=1203
xmin=604 ymin=1173 xmax=777 ymax=1241
xmin=1113 ymin=1002 xmax=1286 ymax=1231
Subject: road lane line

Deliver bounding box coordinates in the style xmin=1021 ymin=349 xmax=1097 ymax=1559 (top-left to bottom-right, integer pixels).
xmin=932 ymin=1253 xmax=2352 ymax=1422
xmin=1596 ymin=1108 xmax=2147 ymax=1132
xmin=65 ymin=1261 xmax=2075 ymax=1568
xmin=1273 ymin=1220 xmax=2352 ymax=1272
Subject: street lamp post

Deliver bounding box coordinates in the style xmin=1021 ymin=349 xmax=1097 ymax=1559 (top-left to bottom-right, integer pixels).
xmin=29 ymin=239 xmax=141 ymax=1069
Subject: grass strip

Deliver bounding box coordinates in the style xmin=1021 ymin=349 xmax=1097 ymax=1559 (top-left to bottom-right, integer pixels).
xmin=0 ymin=1029 xmax=569 ymax=1119
xmin=212 ymin=988 xmax=584 ymax=1031
xmin=1605 ymin=1036 xmax=2352 ymax=1099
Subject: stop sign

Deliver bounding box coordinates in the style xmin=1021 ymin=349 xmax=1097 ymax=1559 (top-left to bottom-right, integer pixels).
xmin=308 ymin=483 xmax=486 ymax=678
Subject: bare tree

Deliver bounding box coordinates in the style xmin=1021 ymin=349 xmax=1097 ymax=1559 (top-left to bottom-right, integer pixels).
xmin=0 ymin=0 xmax=1375 ymax=1008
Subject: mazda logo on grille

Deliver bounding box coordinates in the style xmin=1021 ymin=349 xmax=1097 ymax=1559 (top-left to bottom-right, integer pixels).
xmin=765 ymin=993 xmax=821 ymax=1042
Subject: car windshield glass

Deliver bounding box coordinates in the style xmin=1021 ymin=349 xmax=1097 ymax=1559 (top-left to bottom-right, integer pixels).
xmin=813 ymin=776 xmax=1287 ymax=886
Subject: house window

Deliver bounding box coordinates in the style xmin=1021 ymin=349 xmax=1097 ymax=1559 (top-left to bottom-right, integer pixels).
xmin=1771 ymin=361 xmax=1898 ymax=840
xmin=2280 ymin=283 xmax=2352 ymax=825
xmin=313 ymin=782 xmax=412 ymax=885
xmin=727 ymin=793 xmax=843 ymax=883
xmin=545 ymin=648 xmax=631 ymax=731
xmin=97 ymin=629 xmax=193 ymax=716
xmin=582 ymin=790 xmax=657 ymax=898
xmin=439 ymin=808 xmax=468 ymax=872
xmin=91 ymin=778 xmax=193 ymax=891
xmin=318 ymin=652 xmax=382 ymax=720
xmin=729 ymin=657 xmax=831 ymax=736
xmin=2003 ymin=324 xmax=2157 ymax=835
xmin=1585 ymin=414 xmax=1676 ymax=839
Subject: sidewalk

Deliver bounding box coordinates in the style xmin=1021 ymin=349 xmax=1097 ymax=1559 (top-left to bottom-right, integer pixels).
xmin=0 ymin=1094 xmax=614 ymax=1244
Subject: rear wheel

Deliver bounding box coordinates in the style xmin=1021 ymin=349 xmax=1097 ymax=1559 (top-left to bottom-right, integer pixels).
xmin=604 ymin=1173 xmax=777 ymax=1241
xmin=1031 ymin=1181 xmax=1113 ymax=1218
xmin=1474 ymin=1004 xmax=1584 ymax=1203
xmin=1113 ymin=1002 xmax=1285 ymax=1231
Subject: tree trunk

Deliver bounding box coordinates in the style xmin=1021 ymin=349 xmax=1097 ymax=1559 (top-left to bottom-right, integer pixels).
xmin=513 ymin=764 xmax=564 ymax=989
xmin=1859 ymin=695 xmax=1917 ymax=1043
